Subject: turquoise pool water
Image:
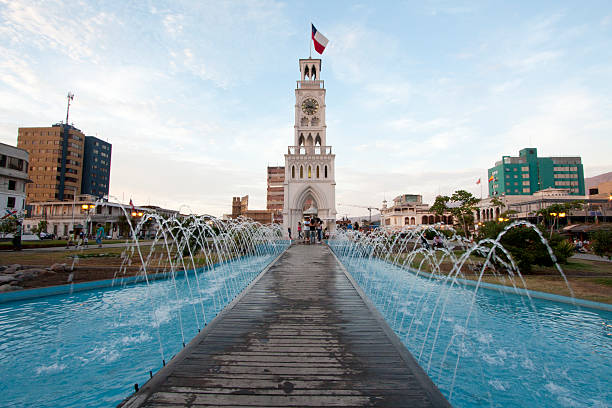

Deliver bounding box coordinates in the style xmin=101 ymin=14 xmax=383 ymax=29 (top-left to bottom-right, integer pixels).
xmin=0 ymin=248 xmax=286 ymax=408
xmin=330 ymin=248 xmax=611 ymax=408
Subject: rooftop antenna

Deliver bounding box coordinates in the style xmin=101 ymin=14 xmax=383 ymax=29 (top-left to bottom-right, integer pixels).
xmin=66 ymin=92 xmax=74 ymax=125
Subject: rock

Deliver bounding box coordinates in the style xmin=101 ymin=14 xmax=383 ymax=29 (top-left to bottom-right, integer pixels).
xmin=21 ymin=268 xmax=47 ymax=277
xmin=39 ymin=270 xmax=57 ymax=277
xmin=0 ymin=275 xmax=17 ymax=284
xmin=3 ymin=264 xmax=21 ymax=274
xmin=50 ymin=263 xmax=67 ymax=273
xmin=14 ymin=270 xmax=38 ymax=281
xmin=0 ymin=284 xmax=19 ymax=292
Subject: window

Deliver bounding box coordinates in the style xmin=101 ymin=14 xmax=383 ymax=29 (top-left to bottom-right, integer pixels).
xmin=308 ymin=166 xmax=312 ymax=178
xmin=522 ymin=173 xmax=529 ymax=178
xmin=7 ymin=197 xmax=15 ymax=208
xmin=523 ymin=188 xmax=530 ymax=193
xmin=300 ymin=166 xmax=303 ymax=178
xmin=522 ymin=181 xmax=530 ymax=186
xmin=0 ymin=155 xmax=5 ymax=167
xmin=7 ymin=157 xmax=23 ymax=171
xmin=324 ymin=165 xmax=328 ymax=178
xmin=316 ymin=166 xmax=320 ymax=178
xmin=8 ymin=180 xmax=16 ymax=190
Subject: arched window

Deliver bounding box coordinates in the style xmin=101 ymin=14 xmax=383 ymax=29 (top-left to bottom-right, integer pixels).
xmin=447 ymin=215 xmax=453 ymax=224
xmin=316 ymin=165 xmax=320 ymax=178
xmin=298 ymin=134 xmax=305 ymax=146
xmin=404 ymin=217 xmax=410 ymax=225
xmin=308 ymin=165 xmax=312 ymax=178
xmin=422 ymin=215 xmax=429 ymax=224
xmin=411 ymin=217 xmax=415 ymax=225
xmin=306 ymin=134 xmax=313 ymax=146
xmin=315 ymin=134 xmax=321 ymax=145
xmin=304 ymin=65 xmax=310 ymax=79
xmin=435 ymin=215 xmax=441 ymax=223
xmin=300 ymin=165 xmax=303 ymax=178
xmin=324 ymin=165 xmax=328 ymax=178
xmin=301 ymin=117 xmax=308 ymax=126
xmin=312 ymin=65 xmax=316 ymax=79
xmin=291 ymin=166 xmax=295 ymax=179
xmin=429 ymin=215 xmax=435 ymax=224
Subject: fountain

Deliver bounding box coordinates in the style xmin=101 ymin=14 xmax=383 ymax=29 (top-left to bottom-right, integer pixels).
xmin=329 ymin=223 xmax=611 ymax=407
xmin=0 ymin=212 xmax=289 ymax=408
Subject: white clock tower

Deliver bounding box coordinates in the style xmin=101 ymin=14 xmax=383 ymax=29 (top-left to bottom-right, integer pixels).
xmin=283 ymin=58 xmax=337 ymax=235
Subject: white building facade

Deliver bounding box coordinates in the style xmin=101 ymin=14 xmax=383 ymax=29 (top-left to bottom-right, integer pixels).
xmin=380 ymin=194 xmax=454 ymax=229
xmin=283 ymin=58 xmax=337 ymax=235
xmin=0 ymin=142 xmax=29 ymax=216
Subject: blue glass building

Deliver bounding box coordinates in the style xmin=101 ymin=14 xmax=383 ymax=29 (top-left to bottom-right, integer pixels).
xmin=81 ymin=136 xmax=111 ymax=198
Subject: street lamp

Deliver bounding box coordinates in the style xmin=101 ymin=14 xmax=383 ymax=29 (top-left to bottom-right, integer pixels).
xmin=81 ymin=204 xmax=95 ymax=236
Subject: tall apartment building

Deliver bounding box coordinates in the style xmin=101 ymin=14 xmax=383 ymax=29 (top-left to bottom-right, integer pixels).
xmin=488 ymin=148 xmax=585 ymax=197
xmin=0 ymin=142 xmax=29 ymax=214
xmin=17 ymin=124 xmax=85 ymax=202
xmin=266 ymin=166 xmax=284 ymax=223
xmin=82 ymin=136 xmax=111 ymax=198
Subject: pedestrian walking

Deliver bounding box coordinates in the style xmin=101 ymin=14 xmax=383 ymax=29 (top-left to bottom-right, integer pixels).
xmin=96 ymin=224 xmax=105 ymax=247
xmin=288 ymin=227 xmax=292 ymax=240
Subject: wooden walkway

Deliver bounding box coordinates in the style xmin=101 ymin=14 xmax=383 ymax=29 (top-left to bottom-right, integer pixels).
xmin=120 ymin=244 xmax=450 ymax=407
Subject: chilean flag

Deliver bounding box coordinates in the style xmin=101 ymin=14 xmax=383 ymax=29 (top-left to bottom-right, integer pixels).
xmin=311 ymin=24 xmax=329 ymax=54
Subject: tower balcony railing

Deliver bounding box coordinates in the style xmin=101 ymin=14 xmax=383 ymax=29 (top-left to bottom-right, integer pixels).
xmin=288 ymin=146 xmax=332 ymax=155
xmin=297 ymin=80 xmax=324 ymax=89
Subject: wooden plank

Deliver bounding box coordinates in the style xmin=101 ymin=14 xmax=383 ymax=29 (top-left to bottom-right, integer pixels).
xmin=119 ymin=244 xmax=450 ymax=408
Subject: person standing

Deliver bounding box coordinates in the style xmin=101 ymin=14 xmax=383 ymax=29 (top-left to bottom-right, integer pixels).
xmin=304 ymin=218 xmax=310 ymax=244
xmin=317 ymin=218 xmax=323 ymax=242
xmin=12 ymin=220 xmax=22 ymax=251
xmin=96 ymin=224 xmax=105 ymax=248
xmin=288 ymin=227 xmax=292 ymax=240
xmin=310 ymin=218 xmax=317 ymax=244
xmin=297 ymin=222 xmax=302 ymax=239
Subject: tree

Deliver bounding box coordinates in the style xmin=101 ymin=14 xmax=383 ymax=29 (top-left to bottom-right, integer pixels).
xmin=430 ymin=195 xmax=449 ymax=216
xmin=591 ymin=229 xmax=612 ymax=259
xmin=32 ymin=220 xmax=48 ymax=236
xmin=477 ymin=222 xmax=574 ymax=273
xmin=449 ymin=190 xmax=480 ymax=236
xmin=431 ymin=190 xmax=479 ymax=236
xmin=535 ymin=201 xmax=584 ymax=237
xmin=0 ymin=218 xmax=18 ymax=237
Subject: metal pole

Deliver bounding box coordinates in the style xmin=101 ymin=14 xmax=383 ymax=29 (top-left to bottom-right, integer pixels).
xmin=71 ymin=193 xmax=75 ymax=233
xmin=309 ymin=22 xmax=312 ymax=58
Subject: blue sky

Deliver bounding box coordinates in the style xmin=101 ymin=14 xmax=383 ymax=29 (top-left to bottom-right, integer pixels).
xmin=1 ymin=0 xmax=611 ymax=217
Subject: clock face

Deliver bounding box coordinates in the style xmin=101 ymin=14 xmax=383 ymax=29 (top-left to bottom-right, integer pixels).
xmin=301 ymin=98 xmax=319 ymax=115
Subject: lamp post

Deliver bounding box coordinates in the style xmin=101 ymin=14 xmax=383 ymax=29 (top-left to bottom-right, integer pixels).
xmin=81 ymin=203 xmax=95 ymax=236
xmin=130 ymin=210 xmax=144 ymax=238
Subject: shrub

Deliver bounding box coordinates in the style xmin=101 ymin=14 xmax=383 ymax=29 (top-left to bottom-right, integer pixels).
xmin=476 ymin=223 xmax=573 ymax=273
xmin=591 ymin=230 xmax=612 ymax=259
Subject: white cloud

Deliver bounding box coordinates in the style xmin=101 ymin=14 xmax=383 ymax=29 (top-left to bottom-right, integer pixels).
xmin=490 ymin=79 xmax=522 ymax=94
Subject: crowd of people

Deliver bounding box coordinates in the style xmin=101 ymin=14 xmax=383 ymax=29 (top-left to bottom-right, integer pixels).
xmin=65 ymin=224 xmax=106 ymax=249
xmin=289 ymin=217 xmax=325 ymax=244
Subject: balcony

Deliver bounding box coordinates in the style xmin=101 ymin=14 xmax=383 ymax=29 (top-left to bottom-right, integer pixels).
xmin=288 ymin=146 xmax=332 ymax=155
xmin=297 ymin=80 xmax=324 ymax=89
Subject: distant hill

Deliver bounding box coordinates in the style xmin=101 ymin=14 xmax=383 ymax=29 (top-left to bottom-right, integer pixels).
xmin=585 ymin=172 xmax=612 ymax=188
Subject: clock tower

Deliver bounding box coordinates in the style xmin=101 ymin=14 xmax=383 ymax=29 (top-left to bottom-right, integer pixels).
xmin=283 ymin=58 xmax=337 ymax=235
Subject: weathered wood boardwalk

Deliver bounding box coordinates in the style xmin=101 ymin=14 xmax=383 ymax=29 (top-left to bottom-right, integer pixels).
xmin=120 ymin=244 xmax=450 ymax=407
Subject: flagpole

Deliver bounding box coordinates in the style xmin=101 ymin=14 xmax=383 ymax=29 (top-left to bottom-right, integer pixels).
xmin=309 ymin=22 xmax=312 ymax=58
